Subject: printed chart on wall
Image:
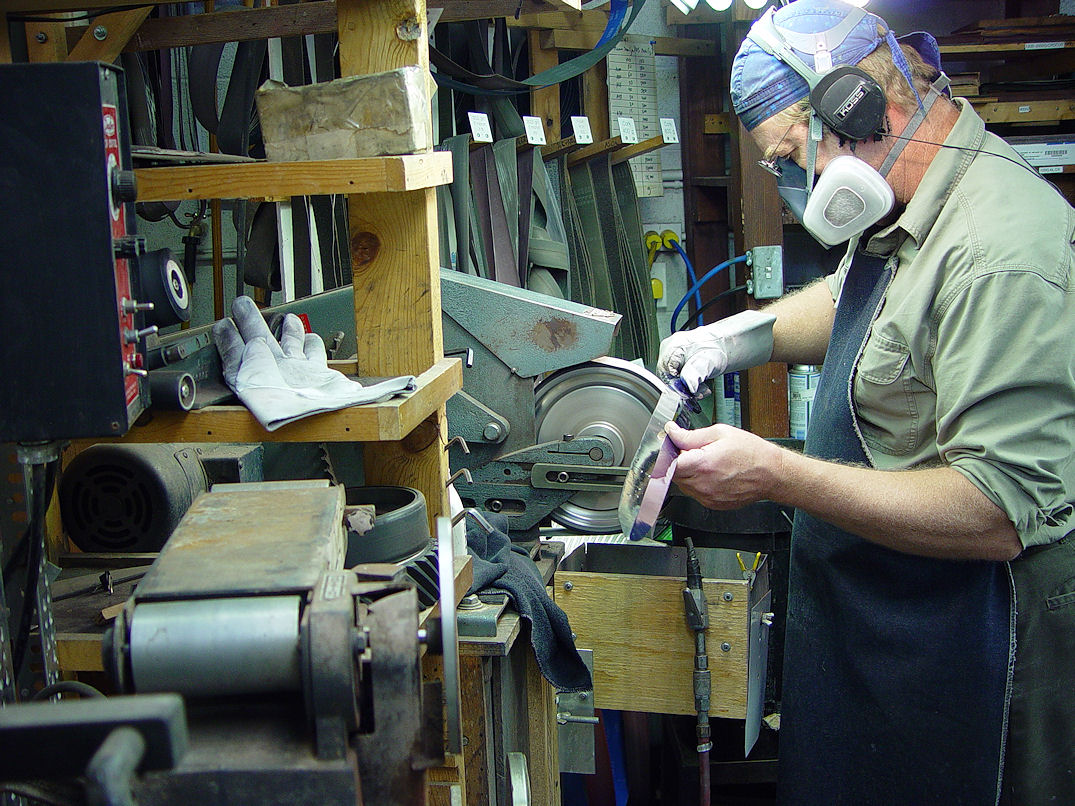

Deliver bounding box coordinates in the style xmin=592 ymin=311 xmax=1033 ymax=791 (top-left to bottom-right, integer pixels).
xmin=607 ymin=35 xmax=662 ymax=197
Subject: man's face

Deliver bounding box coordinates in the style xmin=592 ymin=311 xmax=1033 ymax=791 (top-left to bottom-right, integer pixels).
xmin=750 ymin=110 xmax=853 ymax=177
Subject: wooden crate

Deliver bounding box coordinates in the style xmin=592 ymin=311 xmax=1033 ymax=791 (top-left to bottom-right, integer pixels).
xmin=557 ymin=542 xmax=770 ymax=719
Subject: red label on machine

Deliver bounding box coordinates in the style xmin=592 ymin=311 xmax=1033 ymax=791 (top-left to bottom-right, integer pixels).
xmin=103 ymin=103 xmax=139 ymax=408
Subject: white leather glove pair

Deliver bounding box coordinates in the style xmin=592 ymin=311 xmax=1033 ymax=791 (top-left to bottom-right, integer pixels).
xmin=213 ymin=296 xmax=416 ymax=431
xmin=657 ymin=310 xmax=778 ymax=394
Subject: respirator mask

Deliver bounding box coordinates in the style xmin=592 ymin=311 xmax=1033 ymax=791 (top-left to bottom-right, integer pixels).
xmin=747 ymin=6 xmax=949 ymax=247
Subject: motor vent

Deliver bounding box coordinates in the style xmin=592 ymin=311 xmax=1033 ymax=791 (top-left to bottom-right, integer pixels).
xmin=60 ymin=444 xmax=207 ymax=553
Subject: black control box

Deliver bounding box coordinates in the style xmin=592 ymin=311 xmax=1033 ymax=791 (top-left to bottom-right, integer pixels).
xmin=0 ymin=62 xmax=149 ymax=442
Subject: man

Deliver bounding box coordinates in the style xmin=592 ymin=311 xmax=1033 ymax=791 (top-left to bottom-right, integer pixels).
xmin=658 ymin=1 xmax=1075 ymax=803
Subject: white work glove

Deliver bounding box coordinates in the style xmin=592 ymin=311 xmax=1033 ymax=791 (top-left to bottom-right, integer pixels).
xmin=658 ymin=309 xmax=778 ymax=394
xmin=213 ymin=295 xmax=416 ymax=431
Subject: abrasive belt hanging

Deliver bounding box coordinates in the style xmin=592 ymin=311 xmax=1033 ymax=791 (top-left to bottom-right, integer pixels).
xmin=429 ymin=0 xmax=643 ymax=95
xmin=568 ymin=156 xmax=658 ymax=365
xmin=612 ymin=160 xmax=660 ymax=366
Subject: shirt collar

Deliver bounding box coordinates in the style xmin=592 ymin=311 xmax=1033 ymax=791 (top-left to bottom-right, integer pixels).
xmin=865 ymin=99 xmax=985 ymax=257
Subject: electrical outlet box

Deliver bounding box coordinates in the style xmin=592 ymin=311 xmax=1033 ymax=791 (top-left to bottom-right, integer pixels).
xmin=747 ymin=246 xmax=784 ymax=300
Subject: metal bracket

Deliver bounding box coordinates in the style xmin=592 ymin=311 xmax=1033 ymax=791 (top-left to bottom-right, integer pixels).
xmin=556 ymin=649 xmax=596 ymax=775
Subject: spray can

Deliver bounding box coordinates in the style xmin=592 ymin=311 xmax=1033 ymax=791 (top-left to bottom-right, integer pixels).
xmin=788 ymin=364 xmax=821 ymax=440
xmin=717 ymin=372 xmax=742 ymax=428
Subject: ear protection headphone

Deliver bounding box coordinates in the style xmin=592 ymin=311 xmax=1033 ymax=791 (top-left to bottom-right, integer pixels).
xmin=747 ymin=6 xmax=887 ymax=143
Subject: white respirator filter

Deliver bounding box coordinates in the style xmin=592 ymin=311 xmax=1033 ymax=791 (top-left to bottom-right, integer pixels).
xmin=802 ymin=155 xmax=894 ymax=246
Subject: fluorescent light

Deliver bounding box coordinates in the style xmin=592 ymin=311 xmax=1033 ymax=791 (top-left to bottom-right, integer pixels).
xmin=705 ymin=0 xmax=733 ymax=10
xmin=670 ymin=0 xmax=700 ymax=13
xmin=742 ymin=0 xmax=770 ymax=8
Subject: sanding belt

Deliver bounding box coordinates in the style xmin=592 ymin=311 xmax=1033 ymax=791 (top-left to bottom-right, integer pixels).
xmin=188 ymin=29 xmax=347 ymax=296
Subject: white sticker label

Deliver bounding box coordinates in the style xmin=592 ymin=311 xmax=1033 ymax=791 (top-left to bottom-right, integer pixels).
xmin=660 ymin=117 xmax=679 ymax=144
xmin=571 ymin=116 xmax=594 ymax=145
xmin=1040 ymin=166 xmax=1064 ymax=174
xmin=1019 ymin=105 xmax=1032 ymax=114
xmin=468 ymin=111 xmax=493 ymax=143
xmin=617 ymin=116 xmax=639 ymax=144
xmin=522 ymin=115 xmax=547 ymax=145
xmin=1025 ymin=41 xmax=1064 ymax=50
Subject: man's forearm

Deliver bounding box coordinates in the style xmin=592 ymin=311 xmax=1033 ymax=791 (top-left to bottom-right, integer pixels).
xmin=767 ymin=279 xmax=835 ymax=365
xmin=773 ymin=450 xmax=1022 ymax=561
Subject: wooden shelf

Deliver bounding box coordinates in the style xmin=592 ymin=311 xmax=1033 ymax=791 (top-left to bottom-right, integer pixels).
xmin=89 ymin=358 xmax=461 ymax=445
xmin=970 ymin=98 xmax=1075 ymax=124
xmin=134 ymin=152 xmax=453 ymax=202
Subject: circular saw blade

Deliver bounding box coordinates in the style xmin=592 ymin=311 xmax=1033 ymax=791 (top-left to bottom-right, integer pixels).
xmin=534 ymin=357 xmax=667 ymax=533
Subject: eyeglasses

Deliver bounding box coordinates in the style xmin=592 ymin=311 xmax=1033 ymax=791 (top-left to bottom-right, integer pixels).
xmin=757 ymin=157 xmax=784 ymax=177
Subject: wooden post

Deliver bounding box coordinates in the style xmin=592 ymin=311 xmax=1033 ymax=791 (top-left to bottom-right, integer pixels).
xmin=733 ymin=117 xmax=788 ymax=438
xmin=0 ymin=14 xmax=12 ymax=64
xmin=582 ymin=59 xmax=610 ymax=142
xmin=529 ymin=30 xmax=561 ymax=140
xmin=526 ymin=649 xmax=561 ymax=805
xmin=337 ymin=0 xmax=449 ymax=522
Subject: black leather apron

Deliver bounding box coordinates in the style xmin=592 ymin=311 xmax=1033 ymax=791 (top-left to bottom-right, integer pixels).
xmin=778 ymin=253 xmax=1013 ymax=805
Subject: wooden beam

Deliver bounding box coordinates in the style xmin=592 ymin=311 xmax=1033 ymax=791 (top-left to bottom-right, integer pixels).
xmin=703 ymin=112 xmax=733 ymax=134
xmin=0 ymin=14 xmax=12 ymax=63
xmin=581 ymin=59 xmax=609 ymax=142
xmin=971 ymin=99 xmax=1075 ymax=124
xmin=133 ymin=154 xmax=452 ymax=202
xmin=542 ymin=28 xmax=716 ymax=57
xmin=25 ymin=17 xmax=71 ymax=62
xmin=508 ymin=9 xmax=607 ymax=30
xmin=566 ymin=135 xmax=622 ymax=167
xmin=67 ymin=6 xmax=150 ymax=62
xmin=610 ymin=134 xmax=665 ymax=165
xmin=126 ymin=2 xmax=337 ymax=51
xmin=541 ymin=135 xmax=582 ymax=160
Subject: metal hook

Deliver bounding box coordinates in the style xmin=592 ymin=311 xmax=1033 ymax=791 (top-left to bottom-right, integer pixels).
xmin=445 ymin=435 xmax=470 ymax=455
xmin=446 ymin=468 xmax=472 ymax=487
xmin=444 ymin=347 xmax=475 ymax=368
xmin=451 ymin=507 xmax=496 ymax=535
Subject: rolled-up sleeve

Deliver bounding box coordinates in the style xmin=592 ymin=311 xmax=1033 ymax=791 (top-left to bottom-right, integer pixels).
xmin=934 ymin=269 xmax=1075 ymax=548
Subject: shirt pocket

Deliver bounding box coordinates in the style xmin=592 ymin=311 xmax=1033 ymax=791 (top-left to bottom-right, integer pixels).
xmin=854 ymin=334 xmax=920 ymax=455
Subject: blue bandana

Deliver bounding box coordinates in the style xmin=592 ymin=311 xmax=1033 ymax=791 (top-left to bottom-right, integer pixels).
xmin=730 ymin=0 xmax=941 ymax=131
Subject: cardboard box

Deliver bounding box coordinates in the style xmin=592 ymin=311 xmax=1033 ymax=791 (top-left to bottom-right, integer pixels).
xmin=256 ymin=65 xmax=432 ymax=161
xmin=1006 ymin=134 xmax=1075 ymax=167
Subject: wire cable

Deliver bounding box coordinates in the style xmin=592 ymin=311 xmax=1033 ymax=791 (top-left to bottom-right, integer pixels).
xmin=669 ymin=240 xmax=704 ymax=329
xmin=33 ymin=680 xmax=106 ymax=701
xmin=677 ymin=284 xmax=749 ymax=331
xmin=670 ymin=255 xmax=750 ymax=334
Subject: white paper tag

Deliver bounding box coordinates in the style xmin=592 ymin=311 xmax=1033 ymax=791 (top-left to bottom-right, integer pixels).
xmin=427 ymin=7 xmax=444 ymax=31
xmin=571 ymin=116 xmax=594 ymax=145
xmin=468 ymin=112 xmax=493 ymax=143
xmin=1040 ymin=166 xmax=1064 ymax=174
xmin=522 ymin=115 xmax=547 ymax=145
xmin=659 ymin=117 xmax=679 ymax=144
xmin=1025 ymin=41 xmax=1064 ymax=50
xmin=617 ymin=116 xmax=639 ymax=144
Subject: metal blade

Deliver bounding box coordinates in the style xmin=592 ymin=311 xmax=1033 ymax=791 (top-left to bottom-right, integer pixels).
xmin=617 ymin=387 xmax=683 ymax=540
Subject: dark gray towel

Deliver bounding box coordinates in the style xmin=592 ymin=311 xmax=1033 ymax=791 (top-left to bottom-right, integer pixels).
xmin=466 ymin=515 xmax=592 ymax=693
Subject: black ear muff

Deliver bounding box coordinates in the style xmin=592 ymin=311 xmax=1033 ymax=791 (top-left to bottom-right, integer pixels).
xmin=811 ymin=65 xmax=887 ymax=142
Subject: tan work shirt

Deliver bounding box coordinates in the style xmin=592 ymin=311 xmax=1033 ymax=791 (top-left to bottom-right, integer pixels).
xmin=826 ymin=99 xmax=1075 ymax=548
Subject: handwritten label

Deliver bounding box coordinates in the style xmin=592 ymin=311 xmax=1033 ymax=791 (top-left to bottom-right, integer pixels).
xmin=468 ymin=112 xmax=493 ymax=143
xmin=660 ymin=118 xmax=679 ymax=144
xmin=571 ymin=116 xmax=594 ymax=145
xmin=522 ymin=116 xmax=547 ymax=145
xmin=617 ymin=116 xmax=639 ymax=144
